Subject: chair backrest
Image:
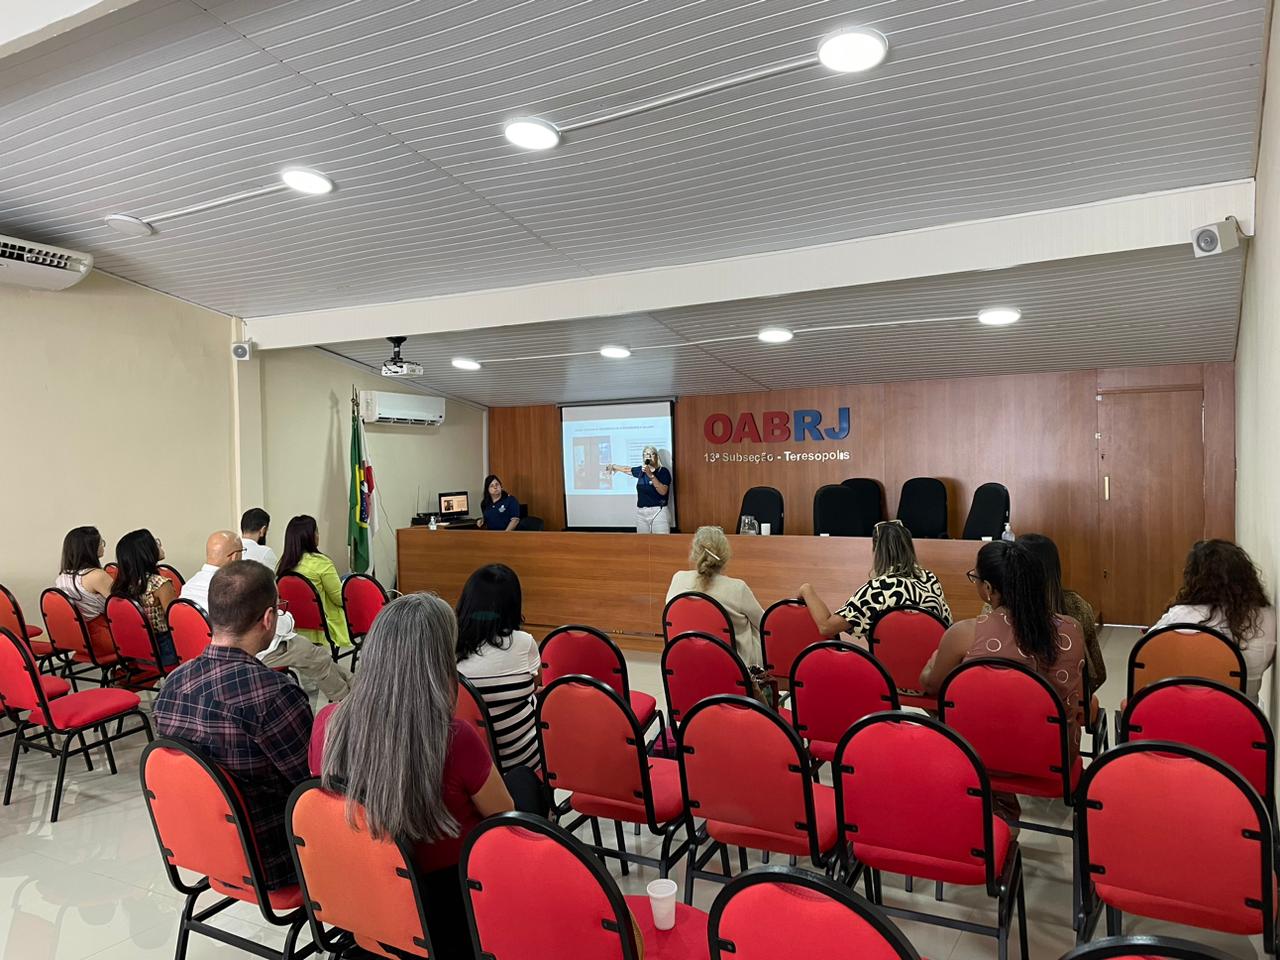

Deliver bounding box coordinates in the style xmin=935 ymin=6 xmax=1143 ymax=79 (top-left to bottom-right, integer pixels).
xmin=288 ymin=783 xmax=433 ymax=958
xmin=156 ymin=563 xmax=185 ymax=590
xmin=739 ymin=486 xmax=784 ymax=534
xmin=813 ymin=484 xmax=871 ymax=537
xmin=840 ymin=478 xmax=886 ymax=532
xmin=277 ymin=573 xmax=328 ymax=634
xmin=462 ymin=812 xmax=642 ymax=960
xmin=540 ymin=625 xmax=631 ymax=698
xmin=1078 ymin=741 xmax=1274 ymax=940
xmin=140 ymin=739 xmax=279 ymax=913
xmin=0 ymin=583 xmax=30 ymax=644
xmin=104 ymin=562 xmax=119 ymax=580
xmin=790 ymin=642 xmax=898 ymax=747
xmin=341 ymin=573 xmax=388 ymax=639
xmin=166 ymin=599 xmax=213 ymax=664
xmin=456 ymin=674 xmax=502 ymax=761
xmin=896 ymin=477 xmax=948 ymax=539
xmin=39 ymin=588 xmax=96 ymax=662
xmin=1057 ymin=934 xmax=1239 ymax=960
xmin=679 ymin=696 xmax=821 ymax=858
xmin=1120 ymin=677 xmax=1274 ymax=807
xmin=661 ymin=632 xmax=752 ymax=725
xmin=866 ymin=606 xmax=949 ymax=695
xmin=518 ymin=516 xmax=545 ymax=531
xmin=835 ymin=712 xmax=997 ymax=892
xmin=105 ymin=595 xmax=161 ymax=664
xmin=663 ymin=591 xmax=734 ymax=646
xmin=709 ymin=867 xmax=921 ymax=960
xmin=538 ymin=676 xmax=660 ymax=828
xmin=759 ymin=599 xmax=823 ymax=679
xmin=0 ymin=627 xmax=50 ymax=715
xmin=1127 ymin=623 xmax=1246 ymax=697
xmin=960 ymin=482 xmax=1010 ymax=540
xmin=938 ymin=658 xmax=1072 ymax=800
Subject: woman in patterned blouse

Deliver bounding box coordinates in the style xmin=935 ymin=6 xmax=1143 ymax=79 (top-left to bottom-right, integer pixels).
xmin=798 ymin=520 xmax=952 ymax=643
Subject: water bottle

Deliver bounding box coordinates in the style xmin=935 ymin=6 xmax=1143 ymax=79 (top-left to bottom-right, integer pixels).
xmin=1001 ymin=522 xmax=1015 ymax=542
xmin=428 ymin=515 xmax=437 ymax=531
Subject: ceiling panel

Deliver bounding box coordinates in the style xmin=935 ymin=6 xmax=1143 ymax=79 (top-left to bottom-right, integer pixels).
xmin=0 ymin=0 xmax=1267 ymax=317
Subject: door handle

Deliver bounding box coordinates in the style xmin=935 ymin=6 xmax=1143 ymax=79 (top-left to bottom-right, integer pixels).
xmin=1103 ymin=476 xmax=1110 ymax=501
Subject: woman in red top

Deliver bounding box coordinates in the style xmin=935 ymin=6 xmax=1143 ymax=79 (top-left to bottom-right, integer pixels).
xmin=310 ymin=592 xmax=514 ymax=958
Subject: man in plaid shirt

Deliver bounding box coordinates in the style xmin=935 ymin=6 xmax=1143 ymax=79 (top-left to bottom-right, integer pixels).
xmin=155 ymin=560 xmax=314 ymax=889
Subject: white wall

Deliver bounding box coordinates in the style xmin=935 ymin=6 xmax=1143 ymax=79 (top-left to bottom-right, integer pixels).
xmin=1236 ymin=9 xmax=1280 ymax=719
xmin=0 ymin=271 xmax=236 ymax=619
xmin=255 ymin=348 xmax=486 ymax=587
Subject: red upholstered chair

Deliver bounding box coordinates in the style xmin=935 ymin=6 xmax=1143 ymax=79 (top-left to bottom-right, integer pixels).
xmin=789 ymin=641 xmax=898 ymax=768
xmin=677 ymin=695 xmax=840 ymax=904
xmin=340 ymin=573 xmax=387 ymax=670
xmin=0 ymin=627 xmax=151 ymax=821
xmin=938 ymin=658 xmax=1078 ymax=836
xmin=759 ymin=599 xmax=823 ymax=686
xmin=541 ymin=624 xmax=663 ymax=740
xmin=462 ymin=812 xmax=709 ymax=960
xmin=835 ymin=712 xmax=1027 ymax=960
xmin=0 ymin=583 xmax=54 ymax=668
xmin=1059 ymin=935 xmax=1238 ymax=960
xmin=538 ymin=676 xmax=691 ymax=878
xmin=140 ymin=740 xmax=311 ymax=960
xmin=1076 ymin=741 xmax=1276 ymax=951
xmin=40 ymin=588 xmax=120 ymax=689
xmin=104 ymin=595 xmax=171 ymax=685
xmin=167 ymin=599 xmax=213 ymax=665
xmin=1126 ymin=623 xmax=1246 ymax=698
xmin=661 ymin=632 xmax=752 ymax=728
xmin=664 ymin=592 xmax=734 ymax=647
xmin=866 ymin=606 xmax=949 ymax=708
xmin=156 ymin=563 xmax=185 ymax=591
xmin=1120 ymin=677 xmax=1273 ymax=813
xmin=455 ymin=674 xmax=502 ymax=762
xmin=709 ymin=866 xmax=921 ymax=960
xmin=277 ymin=573 xmax=349 ymax=666
xmin=104 ymin=562 xmax=119 ymax=580
xmin=287 ymin=783 xmax=435 ymax=958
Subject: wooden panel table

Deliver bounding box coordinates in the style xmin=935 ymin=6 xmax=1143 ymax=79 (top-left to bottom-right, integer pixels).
xmin=397 ymin=529 xmax=984 ymax=651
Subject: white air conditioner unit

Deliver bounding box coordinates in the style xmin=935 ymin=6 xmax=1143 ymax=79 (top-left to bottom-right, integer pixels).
xmin=0 ymin=235 xmax=93 ymax=291
xmin=359 ymin=390 xmax=445 ymax=426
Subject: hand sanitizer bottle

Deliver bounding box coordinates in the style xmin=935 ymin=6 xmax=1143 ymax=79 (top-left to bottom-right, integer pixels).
xmin=1001 ymin=522 xmax=1015 ymax=542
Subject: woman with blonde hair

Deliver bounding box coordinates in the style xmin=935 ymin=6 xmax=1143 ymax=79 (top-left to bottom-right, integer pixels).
xmin=665 ymin=525 xmax=764 ymax=665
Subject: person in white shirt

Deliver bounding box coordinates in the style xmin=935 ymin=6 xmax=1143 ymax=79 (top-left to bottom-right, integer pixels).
xmin=666 ymin=525 xmax=764 ymax=666
xmin=240 ymin=508 xmax=279 ymax=571
xmin=1151 ymin=539 xmax=1276 ymax=702
xmin=183 ymin=530 xmax=351 ymax=703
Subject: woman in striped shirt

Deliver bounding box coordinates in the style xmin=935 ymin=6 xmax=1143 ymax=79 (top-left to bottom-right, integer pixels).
xmin=455 ymin=564 xmax=542 ymax=773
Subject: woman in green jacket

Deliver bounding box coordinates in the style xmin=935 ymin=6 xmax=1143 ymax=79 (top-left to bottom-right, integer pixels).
xmin=277 ymin=515 xmax=352 ymax=650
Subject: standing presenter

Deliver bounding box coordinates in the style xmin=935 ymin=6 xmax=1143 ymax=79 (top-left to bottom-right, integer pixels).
xmin=606 ymin=445 xmax=672 ymax=534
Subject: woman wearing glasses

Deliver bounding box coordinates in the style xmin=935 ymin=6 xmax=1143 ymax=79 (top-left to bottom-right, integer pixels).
xmin=799 ymin=519 xmax=951 ymax=641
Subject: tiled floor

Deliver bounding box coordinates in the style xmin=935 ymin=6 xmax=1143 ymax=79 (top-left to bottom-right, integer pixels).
xmin=0 ymin=627 xmax=1269 ymax=959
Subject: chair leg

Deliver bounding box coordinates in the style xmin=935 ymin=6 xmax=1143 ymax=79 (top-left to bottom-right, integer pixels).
xmin=683 ymin=839 xmax=699 ymax=905
xmin=738 ymin=846 xmax=749 ymax=872
xmin=1016 ymin=870 xmax=1029 ymax=960
xmin=51 ymin=733 xmax=75 ymax=822
xmin=719 ymin=844 xmax=731 ymax=877
xmin=4 ymin=720 xmax=25 ymax=805
xmin=77 ymin=732 xmax=94 ymax=772
xmin=614 ymin=821 xmax=629 ymax=876
xmin=590 ymin=817 xmax=603 ymax=849
xmin=175 ymin=888 xmax=199 ymax=960
xmin=100 ymin=725 xmax=117 ymax=775
xmin=1105 ymin=905 xmax=1121 ymax=936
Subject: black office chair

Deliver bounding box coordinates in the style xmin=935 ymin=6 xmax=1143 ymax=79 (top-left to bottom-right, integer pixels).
xmin=960 ymin=483 xmax=1010 ymax=540
xmin=812 ymin=484 xmax=869 ymax=537
xmin=517 ymin=516 xmax=545 ymax=531
xmin=738 ymin=486 xmax=784 ymax=535
xmin=840 ymin=478 xmax=885 ymax=535
xmin=896 ymin=477 xmax=949 ymax=539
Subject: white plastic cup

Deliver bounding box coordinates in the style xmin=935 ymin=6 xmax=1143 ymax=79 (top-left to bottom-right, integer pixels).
xmin=647 ymin=878 xmax=678 ymax=931
xmin=761 ymin=522 xmax=771 ymax=536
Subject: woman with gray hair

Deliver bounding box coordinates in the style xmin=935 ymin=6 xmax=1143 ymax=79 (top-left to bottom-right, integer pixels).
xmin=666 ymin=525 xmax=765 ymax=665
xmin=606 ymin=444 xmax=672 ymax=533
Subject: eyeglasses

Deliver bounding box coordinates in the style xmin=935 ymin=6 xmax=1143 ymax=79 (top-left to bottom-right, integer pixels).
xmin=276 ymin=599 xmax=290 ymax=613
xmin=966 ymin=569 xmax=979 ymax=583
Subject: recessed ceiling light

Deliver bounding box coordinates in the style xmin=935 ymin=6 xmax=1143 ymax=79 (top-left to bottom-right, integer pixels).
xmin=504 ymin=117 xmax=562 ymax=150
xmin=817 ymin=28 xmax=889 ymax=73
xmin=280 ymin=167 xmax=335 ymax=195
xmin=451 ymin=358 xmax=482 ymax=371
xmin=758 ymin=326 xmax=794 ymax=344
xmin=104 ymin=214 xmax=156 ymax=237
xmin=978 ymin=307 xmax=1021 ymax=327
xmin=600 ymin=345 xmax=631 ymax=359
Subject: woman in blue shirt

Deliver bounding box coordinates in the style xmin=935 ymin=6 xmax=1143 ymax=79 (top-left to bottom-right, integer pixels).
xmin=606 ymin=445 xmax=672 ymax=534
xmin=478 ymin=475 xmax=521 ymax=531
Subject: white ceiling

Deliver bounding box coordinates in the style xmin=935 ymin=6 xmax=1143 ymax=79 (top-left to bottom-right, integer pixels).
xmin=322 ymin=245 xmax=1244 ymax=406
xmin=0 ymin=0 xmax=1268 ymax=319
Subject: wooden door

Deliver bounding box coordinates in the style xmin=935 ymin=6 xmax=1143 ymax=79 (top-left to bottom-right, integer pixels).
xmin=1098 ymin=389 xmax=1205 ymax=625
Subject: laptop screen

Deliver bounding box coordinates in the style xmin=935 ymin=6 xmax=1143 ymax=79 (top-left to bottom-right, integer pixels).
xmin=439 ymin=491 xmax=470 ymax=516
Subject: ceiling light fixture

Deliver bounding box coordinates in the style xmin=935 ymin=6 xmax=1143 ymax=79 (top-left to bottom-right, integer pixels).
xmin=451 ymin=357 xmax=482 ymax=371
xmin=758 ymin=326 xmax=794 ymax=344
xmin=104 ymin=165 xmax=337 ymax=237
xmin=978 ymin=307 xmax=1022 ymax=327
xmin=600 ymin=345 xmax=632 ymax=359
xmin=502 ymin=25 xmax=889 ymax=149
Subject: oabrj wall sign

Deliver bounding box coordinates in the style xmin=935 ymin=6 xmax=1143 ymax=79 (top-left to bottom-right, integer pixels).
xmin=703 ymin=407 xmax=851 ymax=444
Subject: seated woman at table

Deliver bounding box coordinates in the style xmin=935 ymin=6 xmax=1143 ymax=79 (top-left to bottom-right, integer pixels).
xmin=798 ymin=520 xmax=951 ymax=643
xmin=476 ymin=474 xmax=521 ymax=531
xmin=666 ymin=525 xmax=764 ymax=666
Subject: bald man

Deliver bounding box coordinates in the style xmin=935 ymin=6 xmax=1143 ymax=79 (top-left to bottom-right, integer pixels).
xmin=182 ymin=529 xmax=352 ymax=703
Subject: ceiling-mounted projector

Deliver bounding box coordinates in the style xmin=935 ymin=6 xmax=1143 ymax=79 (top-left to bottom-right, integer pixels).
xmin=381 ymin=336 xmax=423 ymax=378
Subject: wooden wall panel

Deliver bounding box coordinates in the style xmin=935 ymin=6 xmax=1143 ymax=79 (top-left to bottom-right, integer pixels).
xmin=487 ymin=405 xmax=565 ymax=530
xmin=1203 ymin=362 xmax=1237 ymax=540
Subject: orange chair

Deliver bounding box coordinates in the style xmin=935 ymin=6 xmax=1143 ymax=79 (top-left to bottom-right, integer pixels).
xmin=287 ymin=783 xmax=435 ymax=958
xmin=140 ymin=739 xmax=313 ymax=960
xmin=40 ymin=588 xmax=120 ymax=689
xmin=167 ymin=599 xmax=213 ymax=664
xmin=866 ymin=606 xmax=949 ymax=709
xmin=341 ymin=573 xmax=388 ymax=670
xmin=277 ymin=574 xmax=349 ymax=665
xmin=104 ymin=596 xmax=171 ymax=685
xmin=541 ymin=624 xmax=662 ymax=740
xmin=1126 ymin=623 xmax=1245 ymax=697
xmin=0 ymin=627 xmax=151 ymax=821
xmin=0 ymin=583 xmax=57 ymax=670
xmin=456 ymin=674 xmax=502 ymax=761
xmin=759 ymin=598 xmax=823 ymax=685
xmin=663 ymin=592 xmax=734 ymax=647
xmin=157 ymin=563 xmax=186 ymax=591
